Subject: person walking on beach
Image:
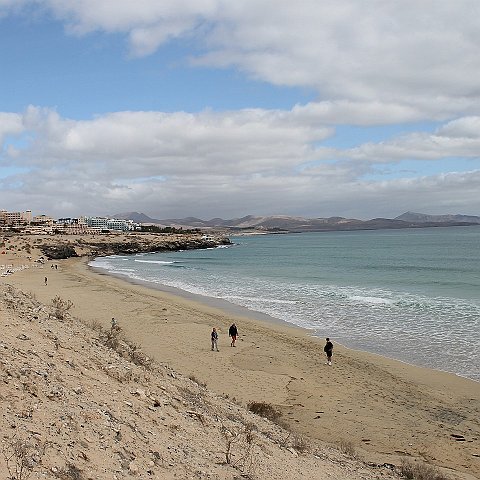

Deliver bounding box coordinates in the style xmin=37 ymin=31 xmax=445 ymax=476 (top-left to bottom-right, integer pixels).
xmin=44 ymin=276 xmax=48 ymax=286
xmin=324 ymin=337 xmax=333 ymax=365
xmin=229 ymin=323 xmax=238 ymax=347
xmin=211 ymin=327 xmax=219 ymax=352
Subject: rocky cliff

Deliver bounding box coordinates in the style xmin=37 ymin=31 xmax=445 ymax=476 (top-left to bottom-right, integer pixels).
xmin=36 ymin=233 xmax=232 ymax=260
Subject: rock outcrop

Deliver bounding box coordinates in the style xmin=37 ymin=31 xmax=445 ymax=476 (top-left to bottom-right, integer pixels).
xmin=37 ymin=233 xmax=231 ymax=260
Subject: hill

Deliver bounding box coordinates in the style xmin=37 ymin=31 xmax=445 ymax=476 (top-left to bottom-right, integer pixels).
xmin=114 ymin=211 xmax=480 ymax=233
xmin=395 ymin=211 xmax=480 ymax=224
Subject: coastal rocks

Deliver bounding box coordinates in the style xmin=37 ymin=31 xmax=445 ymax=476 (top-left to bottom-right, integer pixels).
xmin=40 ymin=244 xmax=79 ymax=260
xmin=37 ymin=233 xmax=232 ymax=260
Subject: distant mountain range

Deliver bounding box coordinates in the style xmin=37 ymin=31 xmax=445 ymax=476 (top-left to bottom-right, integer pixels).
xmin=113 ymin=211 xmax=480 ymax=233
xmin=395 ymin=211 xmax=480 ymax=224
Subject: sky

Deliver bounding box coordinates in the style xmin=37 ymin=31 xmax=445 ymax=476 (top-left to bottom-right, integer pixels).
xmin=1 ymin=1 xmax=480 ymax=220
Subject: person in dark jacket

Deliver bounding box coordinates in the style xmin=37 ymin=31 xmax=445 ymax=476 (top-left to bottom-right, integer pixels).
xmin=229 ymin=323 xmax=238 ymax=347
xmin=324 ymin=337 xmax=333 ymax=365
xmin=211 ymin=327 xmax=219 ymax=352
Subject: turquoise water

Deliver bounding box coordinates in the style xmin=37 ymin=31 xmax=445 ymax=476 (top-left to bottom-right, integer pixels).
xmin=90 ymin=226 xmax=480 ymax=381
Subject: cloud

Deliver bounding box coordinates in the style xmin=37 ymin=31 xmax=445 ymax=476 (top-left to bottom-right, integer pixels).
xmin=3 ymin=1 xmax=480 ymax=120
xmin=326 ymin=116 xmax=480 ymax=163
xmin=7 ymin=106 xmax=331 ymax=175
xmin=0 ymin=113 xmax=24 ymax=145
xmin=437 ymin=116 xmax=480 ymax=138
xmin=1 ymin=106 xmax=479 ymax=219
xmin=1 ymin=2 xmax=479 ymax=218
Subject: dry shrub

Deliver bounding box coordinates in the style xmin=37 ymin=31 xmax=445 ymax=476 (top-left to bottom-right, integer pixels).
xmin=54 ymin=463 xmax=85 ymax=479
xmin=337 ymin=439 xmax=357 ymax=458
xmin=1 ymin=435 xmax=47 ymax=480
xmin=400 ymin=459 xmax=451 ymax=480
xmin=126 ymin=342 xmax=153 ymax=369
xmin=247 ymin=401 xmax=282 ymax=423
xmin=99 ymin=326 xmax=152 ymax=370
xmin=102 ymin=325 xmax=123 ymax=350
xmin=104 ymin=366 xmax=133 ymax=383
xmin=177 ymin=385 xmax=208 ymax=409
xmin=290 ymin=434 xmax=310 ymax=453
xmin=188 ymin=374 xmax=207 ymax=388
xmin=51 ymin=296 xmax=74 ymax=320
xmin=87 ymin=319 xmax=103 ymax=332
xmin=221 ymin=422 xmax=258 ymax=474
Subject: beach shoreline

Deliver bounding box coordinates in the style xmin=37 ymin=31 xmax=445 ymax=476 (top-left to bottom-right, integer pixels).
xmin=2 ymin=233 xmax=479 ymax=478
xmin=88 ymin=261 xmax=295 ymax=329
xmin=91 ymin=257 xmax=480 ymax=385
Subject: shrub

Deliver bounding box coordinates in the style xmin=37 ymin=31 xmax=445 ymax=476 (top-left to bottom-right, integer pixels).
xmin=102 ymin=325 xmax=123 ymax=350
xmin=127 ymin=342 xmax=153 ymax=369
xmin=291 ymin=434 xmax=310 ymax=453
xmin=221 ymin=422 xmax=257 ymax=471
xmin=188 ymin=374 xmax=207 ymax=388
xmin=247 ymin=401 xmax=282 ymax=422
xmin=99 ymin=326 xmax=153 ymax=370
xmin=400 ymin=459 xmax=451 ymax=480
xmin=337 ymin=439 xmax=357 ymax=457
xmin=54 ymin=463 xmax=85 ymax=479
xmin=51 ymin=296 xmax=74 ymax=320
xmin=1 ymin=435 xmax=47 ymax=480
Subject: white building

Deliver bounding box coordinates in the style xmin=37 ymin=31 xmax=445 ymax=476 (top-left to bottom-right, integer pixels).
xmin=85 ymin=216 xmax=139 ymax=232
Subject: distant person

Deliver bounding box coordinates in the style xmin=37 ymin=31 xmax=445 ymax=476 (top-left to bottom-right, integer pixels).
xmin=44 ymin=276 xmax=48 ymax=286
xmin=324 ymin=337 xmax=333 ymax=366
xmin=229 ymin=323 xmax=238 ymax=347
xmin=211 ymin=327 xmax=219 ymax=352
xmin=111 ymin=317 xmax=117 ymax=328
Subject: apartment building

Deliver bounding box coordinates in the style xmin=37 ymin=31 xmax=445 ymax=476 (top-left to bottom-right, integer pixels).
xmin=85 ymin=216 xmax=139 ymax=232
xmin=1 ymin=209 xmax=140 ymax=233
xmin=0 ymin=209 xmax=32 ymax=226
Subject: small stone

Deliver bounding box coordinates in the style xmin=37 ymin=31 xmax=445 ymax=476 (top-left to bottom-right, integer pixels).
xmin=135 ymin=388 xmax=147 ymax=399
xmin=287 ymin=447 xmax=298 ymax=457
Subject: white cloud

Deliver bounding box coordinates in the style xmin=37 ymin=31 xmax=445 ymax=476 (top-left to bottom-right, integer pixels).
xmin=1 ymin=107 xmax=480 ymax=219
xmin=8 ymin=106 xmax=331 ymax=176
xmin=3 ymin=1 xmax=480 ymax=120
xmin=328 ymin=116 xmax=480 ymax=164
xmin=1 ymin=1 xmax=480 ymax=218
xmin=0 ymin=113 xmax=24 ymax=145
xmin=437 ymin=116 xmax=480 ymax=139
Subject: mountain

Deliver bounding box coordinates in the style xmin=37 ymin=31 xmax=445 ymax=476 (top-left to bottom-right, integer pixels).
xmin=113 ymin=212 xmax=480 ymax=233
xmin=113 ymin=211 xmax=163 ymax=223
xmin=395 ymin=211 xmax=480 ymax=224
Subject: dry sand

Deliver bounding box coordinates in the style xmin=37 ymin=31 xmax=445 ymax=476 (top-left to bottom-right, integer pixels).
xmin=1 ymin=234 xmax=479 ymax=479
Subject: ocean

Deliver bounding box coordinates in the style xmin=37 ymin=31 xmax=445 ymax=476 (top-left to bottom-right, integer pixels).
xmin=90 ymin=226 xmax=480 ymax=382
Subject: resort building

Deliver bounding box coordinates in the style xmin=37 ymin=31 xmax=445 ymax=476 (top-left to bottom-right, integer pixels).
xmin=0 ymin=209 xmax=32 ymax=226
xmin=85 ymin=216 xmax=140 ymax=232
xmin=1 ymin=208 xmax=140 ymax=234
xmin=32 ymin=214 xmax=54 ymax=226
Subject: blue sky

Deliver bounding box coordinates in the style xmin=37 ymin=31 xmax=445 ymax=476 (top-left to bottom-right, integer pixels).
xmin=1 ymin=1 xmax=479 ymax=220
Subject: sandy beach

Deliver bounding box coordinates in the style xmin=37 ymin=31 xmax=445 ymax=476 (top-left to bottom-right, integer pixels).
xmin=2 ymin=234 xmax=479 ymax=479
